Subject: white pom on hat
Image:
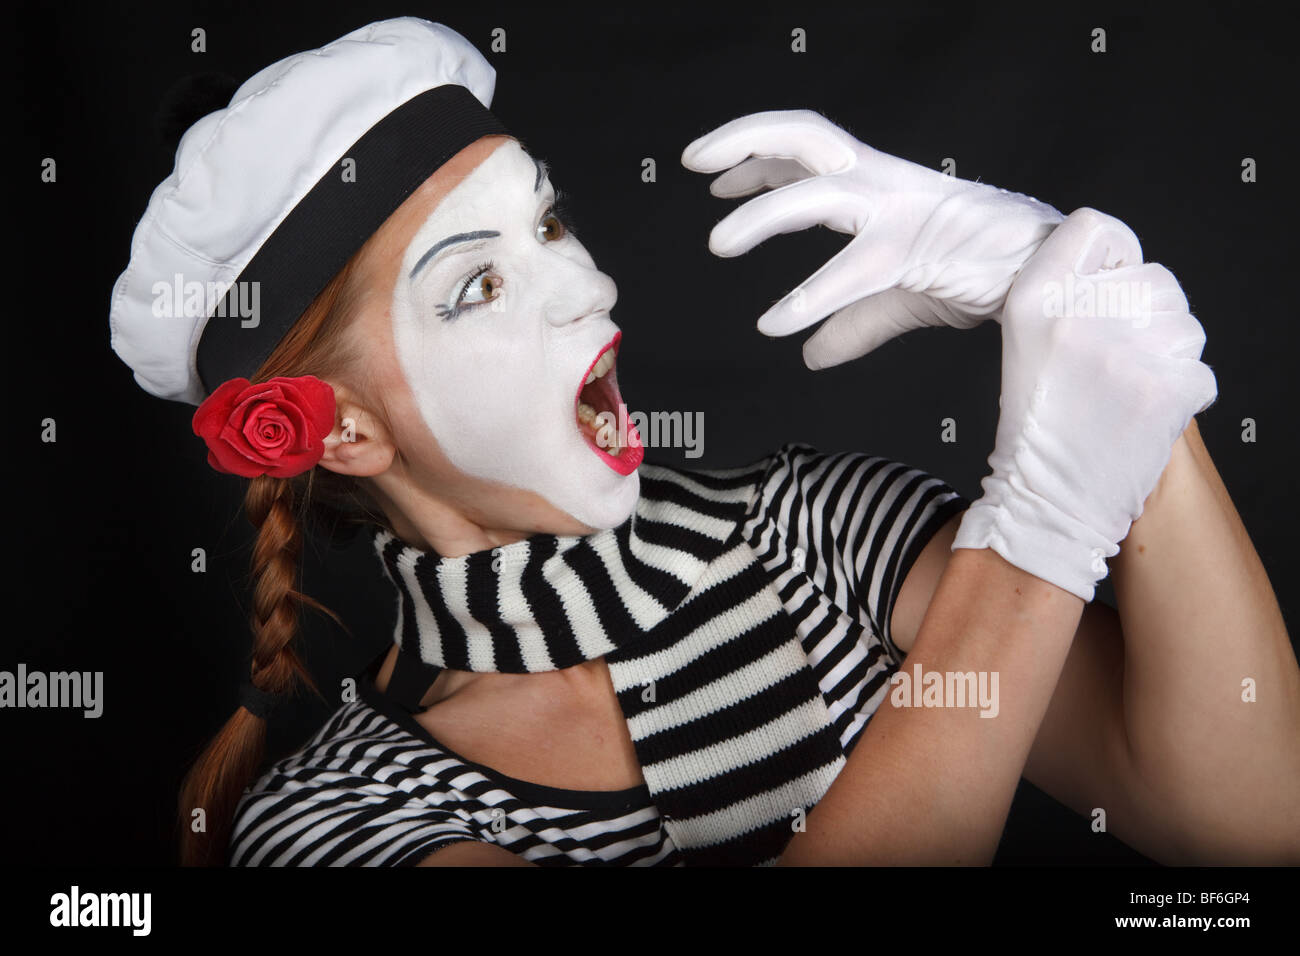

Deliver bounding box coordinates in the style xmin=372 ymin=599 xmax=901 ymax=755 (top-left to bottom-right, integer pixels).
xmin=109 ymin=18 xmax=508 ymax=405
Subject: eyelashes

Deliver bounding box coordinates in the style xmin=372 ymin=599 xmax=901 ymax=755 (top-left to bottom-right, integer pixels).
xmin=434 ymin=199 xmax=575 ymax=322
xmin=550 ymin=192 xmax=576 ymax=238
xmin=435 ymin=261 xmax=496 ymax=321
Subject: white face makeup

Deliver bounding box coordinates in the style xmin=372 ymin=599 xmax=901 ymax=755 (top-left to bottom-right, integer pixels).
xmin=391 ymin=138 xmax=644 ymax=530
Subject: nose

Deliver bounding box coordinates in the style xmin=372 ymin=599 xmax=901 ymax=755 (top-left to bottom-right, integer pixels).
xmin=542 ymin=255 xmax=619 ymax=328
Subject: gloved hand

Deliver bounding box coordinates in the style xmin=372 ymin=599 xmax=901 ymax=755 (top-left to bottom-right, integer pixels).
xmin=680 ymin=109 xmax=1065 ymax=369
xmin=951 ymin=207 xmax=1218 ymax=601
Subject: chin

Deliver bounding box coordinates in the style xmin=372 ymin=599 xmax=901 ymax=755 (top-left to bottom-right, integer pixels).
xmin=557 ymin=463 xmax=641 ymax=531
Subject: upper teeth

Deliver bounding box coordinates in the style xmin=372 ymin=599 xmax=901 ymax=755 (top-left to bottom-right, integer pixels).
xmin=584 ymin=350 xmax=615 ymax=386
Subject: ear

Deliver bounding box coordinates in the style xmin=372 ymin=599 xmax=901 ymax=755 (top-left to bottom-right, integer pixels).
xmin=317 ymin=383 xmax=395 ymax=478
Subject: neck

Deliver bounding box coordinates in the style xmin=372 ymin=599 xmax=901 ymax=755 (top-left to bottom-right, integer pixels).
xmin=365 ymin=471 xmax=596 ymax=558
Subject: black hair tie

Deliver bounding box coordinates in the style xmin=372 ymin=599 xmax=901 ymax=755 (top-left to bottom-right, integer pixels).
xmin=238 ymin=678 xmax=282 ymax=720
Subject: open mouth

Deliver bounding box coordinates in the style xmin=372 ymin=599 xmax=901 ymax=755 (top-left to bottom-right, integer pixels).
xmin=574 ymin=331 xmax=643 ymax=475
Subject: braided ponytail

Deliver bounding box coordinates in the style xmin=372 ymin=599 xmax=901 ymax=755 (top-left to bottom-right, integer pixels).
xmin=245 ymin=476 xmax=330 ymax=704
xmin=176 ymin=248 xmax=391 ymax=866
xmin=177 ymin=476 xmax=331 ymax=865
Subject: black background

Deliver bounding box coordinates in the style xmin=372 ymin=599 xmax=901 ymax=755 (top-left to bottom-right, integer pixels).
xmin=10 ymin=0 xmax=1296 ymax=866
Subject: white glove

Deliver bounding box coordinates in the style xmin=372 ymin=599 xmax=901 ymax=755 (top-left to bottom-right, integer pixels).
xmin=951 ymin=207 xmax=1218 ymax=601
xmin=680 ymin=109 xmax=1065 ymax=369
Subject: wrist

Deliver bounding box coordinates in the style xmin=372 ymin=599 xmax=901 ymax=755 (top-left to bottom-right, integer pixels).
xmin=953 ymin=474 xmax=1119 ymax=603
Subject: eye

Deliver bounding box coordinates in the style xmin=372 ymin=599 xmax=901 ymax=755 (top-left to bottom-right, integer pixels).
xmin=435 ymin=261 xmax=501 ymax=320
xmin=537 ymin=207 xmax=567 ymax=242
xmin=458 ymin=265 xmax=502 ymax=307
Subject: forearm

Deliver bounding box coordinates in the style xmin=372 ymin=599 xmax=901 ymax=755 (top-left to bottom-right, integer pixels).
xmin=1108 ymin=420 xmax=1300 ymax=861
xmin=777 ymin=546 xmax=1083 ymax=865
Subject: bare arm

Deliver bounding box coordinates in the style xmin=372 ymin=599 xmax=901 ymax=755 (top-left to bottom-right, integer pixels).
xmin=777 ymin=545 xmax=1085 ymax=865
xmin=1106 ymin=419 xmax=1299 ymax=861
xmin=889 ymin=422 xmax=1300 ymax=863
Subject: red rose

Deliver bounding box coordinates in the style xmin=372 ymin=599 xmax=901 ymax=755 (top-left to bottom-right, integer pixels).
xmin=191 ymin=376 xmax=336 ymax=479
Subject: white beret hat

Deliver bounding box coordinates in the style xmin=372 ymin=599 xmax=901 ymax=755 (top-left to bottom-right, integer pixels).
xmin=109 ymin=18 xmax=509 ymax=406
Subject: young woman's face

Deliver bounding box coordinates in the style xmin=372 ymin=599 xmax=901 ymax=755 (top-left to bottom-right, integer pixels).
xmin=355 ymin=135 xmax=643 ymax=536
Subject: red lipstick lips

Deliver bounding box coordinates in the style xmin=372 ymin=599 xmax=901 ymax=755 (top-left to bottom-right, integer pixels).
xmin=574 ymin=331 xmax=643 ymax=475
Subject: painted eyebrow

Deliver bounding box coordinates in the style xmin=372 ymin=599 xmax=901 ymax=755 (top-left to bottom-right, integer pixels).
xmin=408 ymin=158 xmax=552 ymax=280
xmin=409 ymin=229 xmax=500 ymax=279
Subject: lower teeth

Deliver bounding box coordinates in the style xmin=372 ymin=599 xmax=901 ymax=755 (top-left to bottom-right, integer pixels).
xmin=597 ymin=423 xmax=620 ymax=455
xmin=578 ymin=403 xmax=621 ymax=454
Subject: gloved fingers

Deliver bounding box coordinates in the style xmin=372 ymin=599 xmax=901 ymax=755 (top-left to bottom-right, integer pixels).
xmin=681 ymin=109 xmax=857 ymax=177
xmin=801 ymin=289 xmax=946 ymax=369
xmin=1055 ymin=284 xmax=1189 ymax=344
xmin=757 ymin=230 xmax=908 ymax=336
xmin=1148 ymin=353 xmax=1219 ymax=418
xmin=1090 ymin=305 xmax=1206 ymax=360
xmin=1187 ymin=357 xmax=1219 ymax=415
xmin=1084 ymin=261 xmax=1188 ymax=313
xmin=1125 ymin=349 xmax=1220 ymax=420
xmin=1071 ymin=208 xmax=1144 ymax=274
xmin=754 ymin=235 xmax=915 ymax=340
xmin=1148 ymin=284 xmax=1191 ymax=316
xmin=709 ymin=156 xmax=815 ymax=198
xmin=707 ymin=176 xmax=869 ymax=257
xmin=1007 ymin=208 xmax=1144 ymax=320
xmin=1139 ymin=308 xmax=1207 ymax=360
xmin=1129 ymin=262 xmax=1189 ymax=313
xmin=1039 ymin=258 xmax=1196 ymax=351
xmin=1166 ymin=317 xmax=1208 ymax=362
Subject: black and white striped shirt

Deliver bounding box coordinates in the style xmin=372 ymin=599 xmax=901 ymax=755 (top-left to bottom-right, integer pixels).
xmin=229 ymin=443 xmax=968 ymax=866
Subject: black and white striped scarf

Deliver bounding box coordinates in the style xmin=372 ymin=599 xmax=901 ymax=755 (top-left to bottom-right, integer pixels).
xmin=372 ymin=458 xmax=848 ymax=865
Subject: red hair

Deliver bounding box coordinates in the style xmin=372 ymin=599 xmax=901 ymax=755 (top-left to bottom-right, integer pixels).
xmin=176 ymin=248 xmax=394 ymax=866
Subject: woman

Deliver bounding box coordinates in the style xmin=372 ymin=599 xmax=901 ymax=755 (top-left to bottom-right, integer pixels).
xmin=110 ymin=18 xmax=1298 ymax=866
